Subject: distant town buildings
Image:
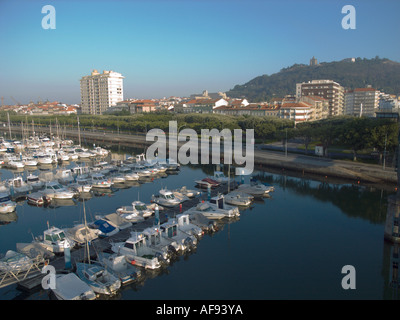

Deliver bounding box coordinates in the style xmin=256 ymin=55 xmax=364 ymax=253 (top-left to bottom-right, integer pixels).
xmin=0 ymin=100 xmax=79 ymax=115
xmin=2 ymin=62 xmax=399 ymax=124
xmin=344 ymin=86 xmax=380 ymax=117
xmin=80 ymin=70 xmax=124 ymax=115
xmin=296 ymin=80 xmax=344 ymax=117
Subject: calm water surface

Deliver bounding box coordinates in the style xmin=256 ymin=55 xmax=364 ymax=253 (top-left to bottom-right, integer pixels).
xmin=0 ymin=157 xmax=396 ymax=300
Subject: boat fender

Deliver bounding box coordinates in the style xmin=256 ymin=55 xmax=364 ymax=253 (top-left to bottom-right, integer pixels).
xmin=130 ymin=259 xmax=136 ymax=265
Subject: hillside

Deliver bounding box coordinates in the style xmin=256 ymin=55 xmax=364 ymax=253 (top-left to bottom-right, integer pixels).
xmin=226 ymin=57 xmax=400 ymax=102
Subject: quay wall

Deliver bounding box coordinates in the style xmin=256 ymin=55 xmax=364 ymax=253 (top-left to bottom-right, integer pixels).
xmin=0 ymin=125 xmax=397 ymax=186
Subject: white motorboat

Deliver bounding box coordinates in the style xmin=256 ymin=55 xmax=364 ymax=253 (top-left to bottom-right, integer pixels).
xmin=8 ymin=176 xmax=33 ymax=196
xmin=35 ymin=152 xmax=57 ymax=165
xmin=96 ymin=213 xmax=132 ymax=230
xmin=55 ymin=169 xmax=74 ymax=185
xmin=22 ymin=156 xmax=38 ymax=167
xmin=26 ymin=174 xmax=44 ymax=189
xmin=124 ymin=171 xmax=140 ymax=181
xmin=175 ymin=213 xmax=203 ymax=238
xmin=237 ymin=183 xmax=272 ymax=196
xmin=57 ymin=151 xmax=70 ymax=162
xmin=75 ymin=262 xmax=121 ymax=296
xmin=64 ymin=148 xmax=79 ymax=161
xmin=110 ymin=174 xmax=126 ymax=185
xmin=174 ymin=186 xmax=200 ymax=198
xmin=129 ymin=230 xmax=171 ymax=263
xmin=16 ymin=242 xmax=55 ymax=260
xmin=151 ymin=188 xmax=182 ymax=207
xmin=224 ymin=191 xmax=253 ymax=206
xmin=188 ymin=212 xmax=217 ymax=233
xmin=159 ymin=218 xmax=197 ymax=252
xmin=140 ymin=226 xmax=180 ymax=257
xmin=52 ymin=272 xmax=97 ymax=300
xmin=91 ymin=173 xmax=112 ymax=189
xmin=35 ymin=226 xmax=75 ymax=253
xmin=97 ymin=252 xmax=141 ymax=285
xmin=195 ymin=177 xmax=221 ymax=189
xmin=111 ymin=233 xmax=163 ymax=269
xmin=27 ymin=192 xmax=50 ymax=206
xmin=8 ymin=158 xmax=25 ymax=169
xmin=185 ymin=202 xmax=226 ymax=220
xmin=92 ymin=146 xmax=109 ymax=157
xmin=0 ymin=193 xmax=17 ymax=214
xmin=212 ymin=171 xmax=230 ymax=184
xmin=207 ymin=194 xmax=240 ymax=217
xmin=143 ymin=162 xmax=160 ymax=175
xmin=0 ymin=250 xmax=32 ymax=272
xmin=118 ymin=167 xmax=139 ymax=181
xmin=133 ymin=165 xmax=152 ymax=177
xmin=40 ymin=181 xmax=76 ymax=200
xmin=89 ymin=219 xmax=119 ymax=238
xmin=74 ymin=147 xmax=93 ymax=159
xmin=116 ymin=201 xmax=153 ymax=219
xmin=172 ymin=190 xmax=190 ymax=203
xmin=72 ymin=175 xmax=92 ymax=193
xmin=63 ymin=224 xmax=98 ymax=246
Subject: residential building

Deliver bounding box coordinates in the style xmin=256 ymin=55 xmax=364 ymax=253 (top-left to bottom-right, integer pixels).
xmin=344 ymin=87 xmax=380 ymax=117
xmin=213 ymin=103 xmax=278 ymax=117
xmin=175 ymin=98 xmax=228 ymax=113
xmin=296 ymin=80 xmax=344 ymax=116
xmin=80 ymin=70 xmax=124 ymax=114
xmin=277 ymin=102 xmax=312 ymax=124
xmin=299 ymin=96 xmax=329 ymax=120
xmin=376 ymin=94 xmax=400 ymax=119
xmin=105 ymin=99 xmax=160 ymax=114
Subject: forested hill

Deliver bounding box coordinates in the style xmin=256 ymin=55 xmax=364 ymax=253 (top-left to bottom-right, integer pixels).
xmin=226 ymin=57 xmax=400 ymax=102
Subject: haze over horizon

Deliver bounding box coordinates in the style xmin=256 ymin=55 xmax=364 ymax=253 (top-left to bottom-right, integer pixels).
xmin=0 ymin=0 xmax=399 ymax=105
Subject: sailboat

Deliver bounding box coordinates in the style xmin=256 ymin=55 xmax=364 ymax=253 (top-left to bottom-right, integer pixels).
xmin=75 ymin=198 xmax=121 ymax=296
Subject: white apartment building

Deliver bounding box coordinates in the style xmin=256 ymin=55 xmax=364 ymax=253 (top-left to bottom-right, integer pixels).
xmin=80 ymin=70 xmax=124 ymax=114
xmin=344 ymin=87 xmax=380 ymax=117
xmin=277 ymin=102 xmax=312 ymax=124
xmin=296 ymin=80 xmax=344 ymax=117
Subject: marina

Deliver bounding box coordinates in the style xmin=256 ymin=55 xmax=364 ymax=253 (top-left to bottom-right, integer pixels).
xmin=0 ymin=136 xmax=397 ymax=300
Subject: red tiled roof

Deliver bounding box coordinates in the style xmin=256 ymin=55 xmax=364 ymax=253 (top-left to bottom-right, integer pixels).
xmin=354 ymin=88 xmax=376 ymax=92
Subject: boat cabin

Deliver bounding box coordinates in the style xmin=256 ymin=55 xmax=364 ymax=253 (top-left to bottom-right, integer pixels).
xmin=142 ymin=228 xmax=162 ymax=246
xmin=83 ymin=265 xmax=105 ymax=282
xmin=209 ymin=194 xmax=225 ymax=209
xmin=160 ymin=221 xmax=178 ymax=239
xmin=43 ymin=227 xmax=67 ymax=245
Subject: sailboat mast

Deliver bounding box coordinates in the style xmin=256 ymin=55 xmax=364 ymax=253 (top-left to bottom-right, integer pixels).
xmin=77 ymin=116 xmax=81 ymax=146
xmin=83 ymin=198 xmax=90 ymax=264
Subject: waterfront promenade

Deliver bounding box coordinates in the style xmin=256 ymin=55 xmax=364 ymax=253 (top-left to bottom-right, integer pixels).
xmin=0 ymin=125 xmax=396 ymax=185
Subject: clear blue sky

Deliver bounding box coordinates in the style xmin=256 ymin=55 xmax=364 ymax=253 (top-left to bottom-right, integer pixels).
xmin=0 ymin=0 xmax=399 ymax=104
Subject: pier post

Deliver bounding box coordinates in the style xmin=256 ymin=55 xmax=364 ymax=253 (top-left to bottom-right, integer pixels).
xmin=64 ymin=242 xmax=72 ymax=270
xmin=155 ymin=205 xmax=160 ymax=226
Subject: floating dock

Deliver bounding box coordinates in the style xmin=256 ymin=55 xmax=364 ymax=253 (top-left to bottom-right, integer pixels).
xmin=14 ymin=180 xmax=238 ymax=291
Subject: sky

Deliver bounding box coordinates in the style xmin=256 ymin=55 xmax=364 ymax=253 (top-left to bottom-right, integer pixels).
xmin=0 ymin=0 xmax=399 ymax=104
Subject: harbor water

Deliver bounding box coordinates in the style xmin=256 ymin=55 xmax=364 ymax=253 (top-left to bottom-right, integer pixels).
xmin=0 ymin=154 xmax=396 ymax=300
